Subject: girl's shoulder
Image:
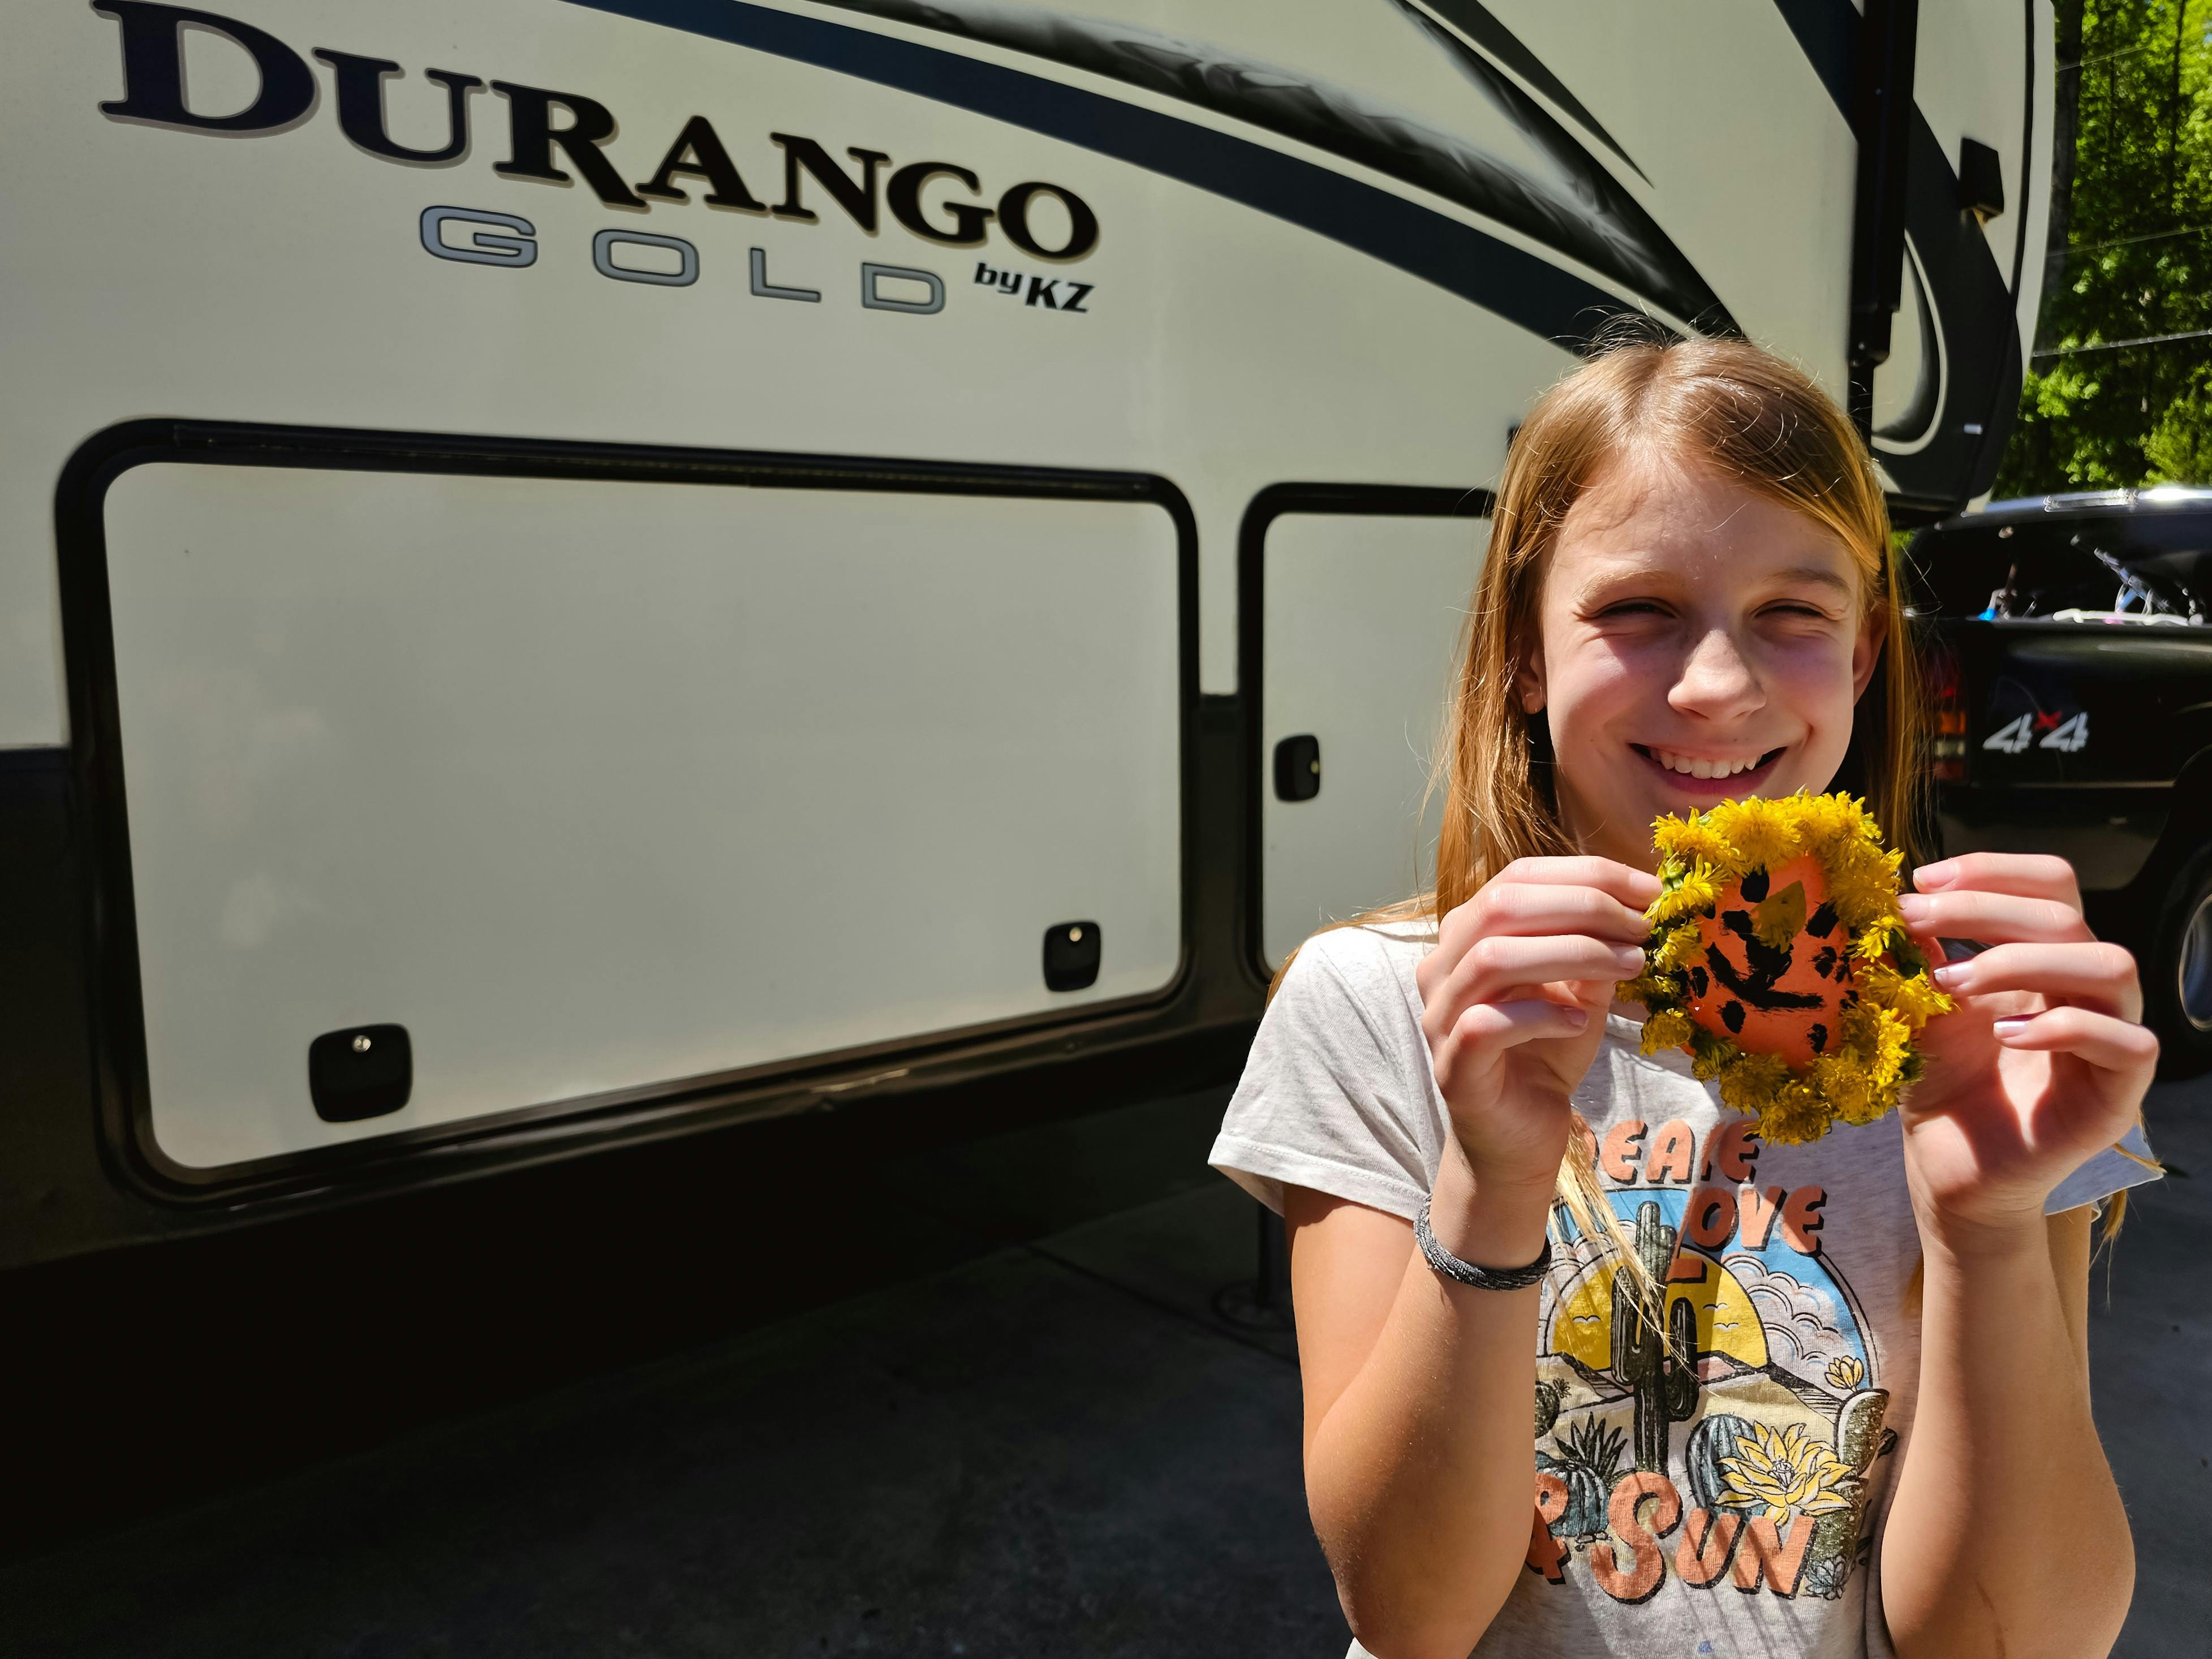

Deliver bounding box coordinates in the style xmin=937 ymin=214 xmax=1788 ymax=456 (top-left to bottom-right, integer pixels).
xmin=1216 ymin=920 xmax=1443 ymax=1218
xmin=1274 ymin=919 xmax=1434 ymax=1033
xmin=1289 ymin=915 xmax=1434 ymax=972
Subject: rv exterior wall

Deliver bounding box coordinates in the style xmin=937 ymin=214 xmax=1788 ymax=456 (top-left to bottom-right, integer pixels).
xmin=0 ymin=0 xmax=2040 ymax=1253
xmin=3 ymin=0 xmax=1878 ymax=744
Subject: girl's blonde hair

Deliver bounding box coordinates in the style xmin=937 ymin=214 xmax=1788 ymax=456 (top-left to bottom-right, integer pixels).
xmin=1286 ymin=334 xmax=1922 ymax=1271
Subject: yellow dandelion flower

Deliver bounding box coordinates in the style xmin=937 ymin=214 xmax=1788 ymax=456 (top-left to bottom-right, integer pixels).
xmin=1639 ymin=1008 xmax=1697 ymax=1055
xmin=1710 ymin=797 xmax=1800 ymax=871
xmin=1791 ymin=790 xmax=1861 ymax=853
xmin=1849 ymin=924 xmax=1898 ymax=966
xmin=1718 ymin=1051 xmax=1791 ymax=1117
xmin=1826 ymin=848 xmax=1905 ymax=934
xmin=1809 ymin=1055 xmax=1873 ymax=1124
xmin=1845 ymin=1005 xmax=1913 ymax=1092
xmin=1651 ymin=809 xmax=1710 ymax=864
xmin=1650 ymin=860 xmax=1722 ymax=925
xmin=1843 ymin=1085 xmax=1894 ymax=1127
xmin=1654 ymin=809 xmax=1735 ymax=869
xmin=1717 ymin=1421 xmax=1860 ymax=1526
xmin=1860 ymin=961 xmax=1954 ymax=1028
xmin=1760 ymin=1079 xmax=1831 ymax=1145
xmin=1651 ymin=922 xmax=1707 ymax=974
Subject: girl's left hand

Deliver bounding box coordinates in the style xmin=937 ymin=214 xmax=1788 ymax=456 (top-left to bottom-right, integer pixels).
xmin=1894 ymin=852 xmax=2157 ymax=1245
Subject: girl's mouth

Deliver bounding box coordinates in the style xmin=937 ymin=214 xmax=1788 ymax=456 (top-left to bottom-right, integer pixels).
xmin=1630 ymin=743 xmax=1789 ymax=794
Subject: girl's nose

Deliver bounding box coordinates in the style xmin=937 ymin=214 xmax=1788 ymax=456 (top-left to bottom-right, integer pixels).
xmin=1668 ymin=627 xmax=1764 ymax=720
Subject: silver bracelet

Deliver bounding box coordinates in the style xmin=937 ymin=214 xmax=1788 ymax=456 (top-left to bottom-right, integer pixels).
xmin=1415 ymin=1197 xmax=1552 ymax=1290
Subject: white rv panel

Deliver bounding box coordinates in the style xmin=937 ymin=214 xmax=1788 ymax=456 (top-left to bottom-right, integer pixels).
xmin=1259 ymin=512 xmax=1482 ymax=967
xmin=1912 ymin=0 xmax=2045 ymax=292
xmin=102 ymin=462 xmax=1182 ymax=1168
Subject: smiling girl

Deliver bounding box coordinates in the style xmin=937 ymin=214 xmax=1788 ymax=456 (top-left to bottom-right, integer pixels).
xmin=1211 ymin=339 xmax=2154 ymax=1659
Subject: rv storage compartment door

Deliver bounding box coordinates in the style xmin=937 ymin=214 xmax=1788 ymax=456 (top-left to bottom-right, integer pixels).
xmin=98 ymin=458 xmax=1183 ymax=1173
xmin=1258 ymin=510 xmax=1482 ymax=969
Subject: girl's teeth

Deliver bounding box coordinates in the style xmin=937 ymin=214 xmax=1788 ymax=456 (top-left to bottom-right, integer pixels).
xmin=1652 ymin=748 xmax=1763 ymax=779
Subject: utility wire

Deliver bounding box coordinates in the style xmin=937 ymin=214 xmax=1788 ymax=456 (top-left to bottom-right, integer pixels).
xmin=2033 ymin=326 xmax=2212 ymax=359
xmin=2058 ymin=40 xmax=2160 ymax=74
xmin=2060 ymin=222 xmax=2212 ymax=258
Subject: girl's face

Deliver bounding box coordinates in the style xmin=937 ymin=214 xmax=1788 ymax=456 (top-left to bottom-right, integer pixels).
xmin=1520 ymin=447 xmax=1883 ymax=873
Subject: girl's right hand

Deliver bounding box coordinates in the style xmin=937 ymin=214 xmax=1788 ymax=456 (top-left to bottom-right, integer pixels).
xmin=1416 ymin=857 xmax=1659 ymax=1190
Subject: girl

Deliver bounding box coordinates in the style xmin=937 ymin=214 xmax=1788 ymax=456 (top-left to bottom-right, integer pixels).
xmin=1211 ymin=338 xmax=2153 ymax=1659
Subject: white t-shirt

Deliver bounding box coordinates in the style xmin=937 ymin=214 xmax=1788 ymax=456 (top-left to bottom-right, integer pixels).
xmin=1211 ymin=920 xmax=2160 ymax=1659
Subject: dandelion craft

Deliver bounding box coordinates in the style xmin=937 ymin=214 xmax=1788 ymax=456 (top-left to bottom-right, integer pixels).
xmin=1621 ymin=791 xmax=1952 ymax=1145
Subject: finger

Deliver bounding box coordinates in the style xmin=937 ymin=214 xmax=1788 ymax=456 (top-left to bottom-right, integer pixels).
xmin=1896 ymin=889 xmax=2090 ymax=946
xmin=1448 ymin=997 xmax=1592 ymax=1057
xmin=1930 ymin=941 xmax=2142 ymax=1023
xmin=1478 ymin=881 xmax=1655 ymax=945
xmin=1424 ymin=934 xmax=1647 ymax=1042
xmin=1913 ymin=852 xmax=2082 ymax=912
xmin=1430 ymin=863 xmax=1658 ymax=980
xmin=1496 ymin=856 xmax=1662 ymax=908
xmin=1991 ymin=1005 xmax=2161 ymax=1079
xmin=1434 ymin=998 xmax=1591 ymax=1094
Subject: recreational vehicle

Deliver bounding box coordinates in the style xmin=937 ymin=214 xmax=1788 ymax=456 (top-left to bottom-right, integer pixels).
xmin=0 ymin=0 xmax=2049 ymax=1262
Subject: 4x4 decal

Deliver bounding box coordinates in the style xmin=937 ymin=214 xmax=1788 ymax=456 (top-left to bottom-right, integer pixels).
xmin=1984 ymin=710 xmax=2090 ymax=755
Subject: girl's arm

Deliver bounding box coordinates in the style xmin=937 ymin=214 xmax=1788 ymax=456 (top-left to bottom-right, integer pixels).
xmin=1880 ymin=1206 xmax=2129 ymax=1658
xmin=1880 ymin=853 xmax=2151 ymax=1659
xmin=1288 ymin=1153 xmax=1557 ymax=1659
xmin=1285 ymin=857 xmax=1657 ymax=1659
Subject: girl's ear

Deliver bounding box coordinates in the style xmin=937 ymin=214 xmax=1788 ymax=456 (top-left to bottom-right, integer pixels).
xmin=1852 ymin=602 xmax=1888 ymax=701
xmin=1516 ymin=650 xmax=1547 ymax=714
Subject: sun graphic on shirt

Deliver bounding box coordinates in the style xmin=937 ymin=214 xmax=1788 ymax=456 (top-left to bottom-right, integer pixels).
xmin=1547 ymin=1248 xmax=1770 ymax=1372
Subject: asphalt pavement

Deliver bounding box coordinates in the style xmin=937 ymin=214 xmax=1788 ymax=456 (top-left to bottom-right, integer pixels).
xmin=0 ymin=1078 xmax=2203 ymax=1658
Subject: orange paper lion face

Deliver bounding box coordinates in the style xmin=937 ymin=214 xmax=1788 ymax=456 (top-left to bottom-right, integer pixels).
xmin=1683 ymin=854 xmax=1857 ymax=1068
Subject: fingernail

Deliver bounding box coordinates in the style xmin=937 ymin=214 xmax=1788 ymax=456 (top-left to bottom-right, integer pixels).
xmin=1897 ymin=894 xmax=1931 ymax=921
xmin=1930 ymin=962 xmax=1967 ymax=990
xmin=1616 ymin=946 xmax=1649 ymax=971
xmin=1992 ymin=1015 xmax=2033 ymax=1039
xmin=1914 ymin=860 xmax=1960 ymax=891
xmin=1564 ymin=1006 xmax=1589 ymax=1029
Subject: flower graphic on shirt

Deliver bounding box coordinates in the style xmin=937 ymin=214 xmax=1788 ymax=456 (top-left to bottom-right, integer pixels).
xmin=1825 ymin=1354 xmax=1866 ymax=1391
xmin=1717 ymin=1421 xmax=1858 ymax=1525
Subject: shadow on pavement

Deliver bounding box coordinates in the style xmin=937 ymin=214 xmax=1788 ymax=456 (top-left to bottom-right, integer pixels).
xmin=0 ymin=1087 xmax=1344 ymax=1657
xmin=1 ymin=1074 xmax=2202 ymax=1658
xmin=2097 ymin=1079 xmax=2212 ymax=1659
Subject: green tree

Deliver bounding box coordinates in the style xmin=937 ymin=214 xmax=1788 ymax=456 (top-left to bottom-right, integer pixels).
xmin=1996 ymin=0 xmax=2212 ymax=493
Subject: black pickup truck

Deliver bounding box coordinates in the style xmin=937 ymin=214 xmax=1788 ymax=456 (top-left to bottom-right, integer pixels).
xmin=1909 ymin=488 xmax=2212 ymax=1072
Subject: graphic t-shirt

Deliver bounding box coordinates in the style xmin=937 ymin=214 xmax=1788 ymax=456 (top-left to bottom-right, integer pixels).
xmin=1210 ymin=920 xmax=2160 ymax=1659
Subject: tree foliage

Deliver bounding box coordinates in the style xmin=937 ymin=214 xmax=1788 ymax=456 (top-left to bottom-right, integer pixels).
xmin=1995 ymin=0 xmax=2212 ymax=493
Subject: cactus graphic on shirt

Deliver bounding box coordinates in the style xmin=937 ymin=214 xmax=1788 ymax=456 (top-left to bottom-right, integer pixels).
xmin=1540 ymin=1414 xmax=1626 ymax=1542
xmin=1684 ymin=1413 xmax=1759 ymax=1516
xmin=1796 ymin=1387 xmax=1891 ymax=1599
xmin=1535 ymin=1378 xmax=1563 ymax=1440
xmin=1610 ymin=1201 xmax=1699 ymax=1472
xmin=1832 ymin=1387 xmax=1888 ymax=1472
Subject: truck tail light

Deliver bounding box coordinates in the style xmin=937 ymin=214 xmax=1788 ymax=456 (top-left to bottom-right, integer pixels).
xmin=1923 ymin=639 xmax=1967 ymax=782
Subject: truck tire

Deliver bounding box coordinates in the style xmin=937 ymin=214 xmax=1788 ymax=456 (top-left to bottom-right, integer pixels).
xmin=2145 ymin=838 xmax=2212 ymax=1079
